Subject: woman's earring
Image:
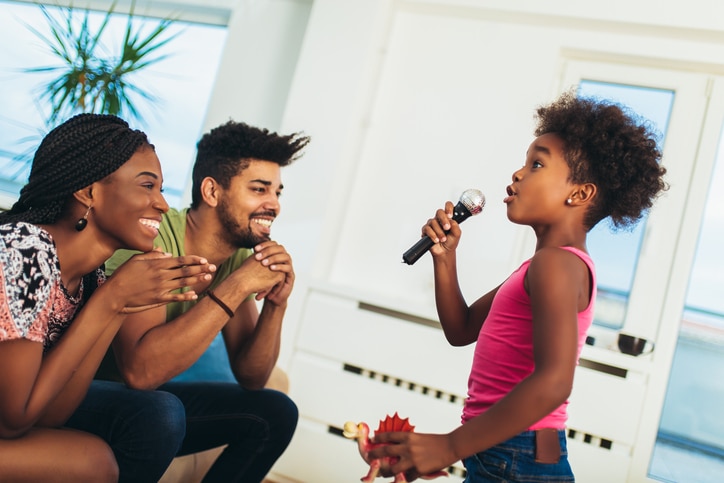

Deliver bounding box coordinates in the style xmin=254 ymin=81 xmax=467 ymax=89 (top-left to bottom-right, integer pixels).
xmin=566 ymin=198 xmax=573 ymax=205
xmin=75 ymin=205 xmax=92 ymax=232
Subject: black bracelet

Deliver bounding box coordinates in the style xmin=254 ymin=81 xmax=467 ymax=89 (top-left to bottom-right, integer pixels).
xmin=206 ymin=290 xmax=234 ymax=318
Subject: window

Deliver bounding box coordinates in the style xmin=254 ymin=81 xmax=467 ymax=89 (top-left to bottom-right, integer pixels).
xmin=578 ymin=81 xmax=675 ymax=330
xmin=0 ymin=0 xmax=227 ymax=208
xmin=572 ymin=75 xmax=724 ymax=483
xmin=563 ymin=59 xmax=724 ymax=482
xmin=650 ymin=93 xmax=724 ymax=483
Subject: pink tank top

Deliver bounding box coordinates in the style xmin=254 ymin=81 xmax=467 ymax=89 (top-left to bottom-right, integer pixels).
xmin=461 ymin=246 xmax=596 ymax=429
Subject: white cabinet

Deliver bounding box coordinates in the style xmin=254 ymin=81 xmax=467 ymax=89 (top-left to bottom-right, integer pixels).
xmin=273 ymin=287 xmax=470 ymax=482
xmin=272 ymin=287 xmax=654 ymax=482
xmin=567 ymin=346 xmax=652 ymax=482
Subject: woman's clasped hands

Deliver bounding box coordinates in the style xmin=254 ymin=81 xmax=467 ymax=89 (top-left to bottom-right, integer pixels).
xmin=103 ymin=248 xmax=216 ymax=313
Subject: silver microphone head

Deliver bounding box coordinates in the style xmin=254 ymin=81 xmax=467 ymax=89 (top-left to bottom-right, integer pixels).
xmin=460 ymin=188 xmax=485 ymax=215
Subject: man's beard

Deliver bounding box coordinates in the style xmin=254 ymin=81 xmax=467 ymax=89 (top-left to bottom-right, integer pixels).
xmin=217 ymin=197 xmax=270 ymax=249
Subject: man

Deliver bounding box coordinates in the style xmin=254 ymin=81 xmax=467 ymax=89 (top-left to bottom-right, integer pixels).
xmin=66 ymin=121 xmax=310 ymax=483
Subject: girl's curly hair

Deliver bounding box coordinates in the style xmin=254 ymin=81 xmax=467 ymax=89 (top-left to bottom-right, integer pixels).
xmin=535 ymin=91 xmax=668 ymax=230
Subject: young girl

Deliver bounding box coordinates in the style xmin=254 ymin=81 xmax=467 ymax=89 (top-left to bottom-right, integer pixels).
xmin=0 ymin=114 xmax=213 ymax=481
xmin=368 ymin=91 xmax=668 ymax=481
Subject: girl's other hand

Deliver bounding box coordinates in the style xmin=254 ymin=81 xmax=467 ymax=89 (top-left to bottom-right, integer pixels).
xmin=368 ymin=431 xmax=456 ymax=479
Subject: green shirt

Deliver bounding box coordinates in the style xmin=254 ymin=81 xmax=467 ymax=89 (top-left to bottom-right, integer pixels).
xmin=98 ymin=207 xmax=254 ymax=382
xmin=105 ymin=207 xmax=254 ymax=322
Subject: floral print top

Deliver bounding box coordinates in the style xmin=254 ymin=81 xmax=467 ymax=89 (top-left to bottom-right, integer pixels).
xmin=0 ymin=222 xmax=105 ymax=353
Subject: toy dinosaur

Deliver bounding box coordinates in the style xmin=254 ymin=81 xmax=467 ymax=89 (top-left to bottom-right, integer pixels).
xmin=343 ymin=412 xmax=448 ymax=482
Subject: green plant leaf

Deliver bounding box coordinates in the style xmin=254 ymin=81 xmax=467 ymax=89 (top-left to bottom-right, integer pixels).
xmin=22 ymin=0 xmax=179 ymax=125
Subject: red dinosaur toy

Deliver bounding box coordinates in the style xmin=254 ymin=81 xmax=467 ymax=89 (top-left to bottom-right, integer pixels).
xmin=343 ymin=413 xmax=448 ymax=482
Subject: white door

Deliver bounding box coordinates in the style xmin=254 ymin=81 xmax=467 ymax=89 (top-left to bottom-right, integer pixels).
xmin=561 ymin=60 xmax=723 ymax=482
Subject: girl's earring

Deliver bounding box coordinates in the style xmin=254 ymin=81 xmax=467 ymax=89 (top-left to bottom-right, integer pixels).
xmin=75 ymin=205 xmax=92 ymax=232
xmin=566 ymin=198 xmax=573 ymax=205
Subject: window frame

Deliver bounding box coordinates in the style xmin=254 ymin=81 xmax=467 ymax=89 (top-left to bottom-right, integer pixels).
xmin=561 ymin=58 xmax=724 ymax=481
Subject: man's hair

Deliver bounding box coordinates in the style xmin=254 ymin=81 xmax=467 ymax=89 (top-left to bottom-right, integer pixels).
xmin=0 ymin=113 xmax=151 ymax=225
xmin=190 ymin=120 xmax=310 ymax=209
xmin=535 ymin=91 xmax=668 ymax=230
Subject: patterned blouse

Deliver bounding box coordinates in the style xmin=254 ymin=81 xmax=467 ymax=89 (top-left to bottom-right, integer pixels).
xmin=0 ymin=222 xmax=105 ymax=353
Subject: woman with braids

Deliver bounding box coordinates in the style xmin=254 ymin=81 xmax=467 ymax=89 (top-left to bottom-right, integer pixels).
xmin=367 ymin=91 xmax=669 ymax=482
xmin=0 ymin=114 xmax=214 ymax=481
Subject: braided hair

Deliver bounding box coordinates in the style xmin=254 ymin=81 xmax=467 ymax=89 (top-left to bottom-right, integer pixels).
xmin=0 ymin=113 xmax=151 ymax=225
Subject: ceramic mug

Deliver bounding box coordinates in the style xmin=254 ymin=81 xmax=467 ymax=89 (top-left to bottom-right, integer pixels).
xmin=617 ymin=333 xmax=655 ymax=356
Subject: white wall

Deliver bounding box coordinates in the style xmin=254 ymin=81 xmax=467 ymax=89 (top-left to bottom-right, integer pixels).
xmin=201 ymin=0 xmax=313 ymax=133
xmin=268 ymin=0 xmax=724 ymax=361
xmin=212 ymin=1 xmax=724 ymax=481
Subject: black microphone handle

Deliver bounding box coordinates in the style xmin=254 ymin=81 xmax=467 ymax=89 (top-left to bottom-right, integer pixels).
xmin=402 ymin=236 xmax=436 ymax=265
xmin=401 ymin=201 xmax=473 ymax=265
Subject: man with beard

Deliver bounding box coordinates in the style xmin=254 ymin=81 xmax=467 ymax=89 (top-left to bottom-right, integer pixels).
xmin=86 ymin=121 xmax=310 ymax=483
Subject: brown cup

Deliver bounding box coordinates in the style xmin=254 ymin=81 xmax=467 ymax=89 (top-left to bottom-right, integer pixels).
xmin=617 ymin=333 xmax=655 ymax=356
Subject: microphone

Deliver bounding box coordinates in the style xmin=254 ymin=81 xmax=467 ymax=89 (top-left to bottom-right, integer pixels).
xmin=402 ymin=189 xmax=485 ymax=265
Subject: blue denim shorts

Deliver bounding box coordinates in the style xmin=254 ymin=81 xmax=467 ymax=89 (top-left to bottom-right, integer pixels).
xmin=463 ymin=430 xmax=574 ymax=482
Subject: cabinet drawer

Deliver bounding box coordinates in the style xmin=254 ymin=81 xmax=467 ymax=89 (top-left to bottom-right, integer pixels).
xmin=568 ymin=363 xmax=646 ymax=446
xmin=568 ymin=437 xmax=631 ymax=482
xmin=296 ymin=290 xmax=474 ymax=394
xmin=289 ymin=351 xmax=464 ymax=434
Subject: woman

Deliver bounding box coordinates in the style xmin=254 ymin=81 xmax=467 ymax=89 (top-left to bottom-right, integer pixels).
xmin=0 ymin=114 xmax=214 ymax=481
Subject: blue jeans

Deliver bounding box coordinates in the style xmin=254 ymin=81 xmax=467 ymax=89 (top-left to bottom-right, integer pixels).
xmin=463 ymin=430 xmax=574 ymax=482
xmin=64 ymin=380 xmax=298 ymax=483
